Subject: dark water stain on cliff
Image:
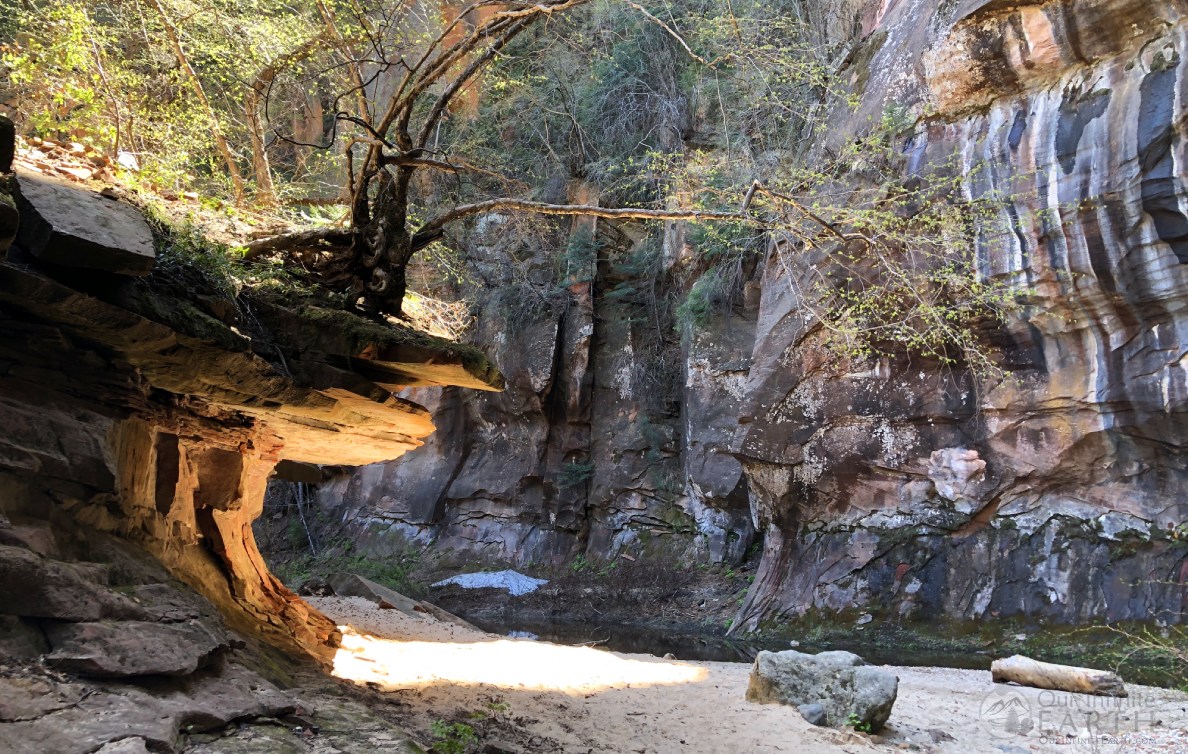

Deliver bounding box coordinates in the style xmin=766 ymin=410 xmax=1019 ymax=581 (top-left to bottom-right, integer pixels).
xmin=1055 ymin=87 xmax=1111 ymax=176
xmin=1007 ymin=109 xmax=1028 ymax=151
xmin=1138 ymin=59 xmax=1188 ymax=264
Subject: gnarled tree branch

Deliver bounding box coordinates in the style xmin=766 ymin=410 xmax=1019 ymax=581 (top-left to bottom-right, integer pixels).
xmin=417 ymin=198 xmax=759 ymax=238
xmin=243 ymin=228 xmax=354 ymax=259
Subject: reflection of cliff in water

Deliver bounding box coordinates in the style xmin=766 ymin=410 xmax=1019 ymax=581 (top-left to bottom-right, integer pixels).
xmin=469 ymin=616 xmax=992 ymax=669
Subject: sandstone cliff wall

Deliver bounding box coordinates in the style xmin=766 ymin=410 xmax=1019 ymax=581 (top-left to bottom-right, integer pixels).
xmin=732 ymin=0 xmax=1188 ymax=630
xmin=315 ymin=0 xmax=1187 ymax=630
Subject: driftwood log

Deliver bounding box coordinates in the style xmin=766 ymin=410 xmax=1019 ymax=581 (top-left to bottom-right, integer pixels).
xmin=991 ymin=655 xmax=1127 ymax=697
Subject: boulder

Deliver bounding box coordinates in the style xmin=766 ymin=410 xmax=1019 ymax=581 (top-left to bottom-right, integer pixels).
xmin=745 ymin=650 xmax=898 ymax=732
xmin=45 ymin=619 xmax=227 ymax=678
xmin=13 ymin=168 xmax=155 ymax=275
xmin=797 ymin=703 xmax=827 ymax=726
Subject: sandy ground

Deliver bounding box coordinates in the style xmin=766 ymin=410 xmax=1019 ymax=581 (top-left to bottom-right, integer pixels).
xmin=308 ymin=597 xmax=1188 ymax=754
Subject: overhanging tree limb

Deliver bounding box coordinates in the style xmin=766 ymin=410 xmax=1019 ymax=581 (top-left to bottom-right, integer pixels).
xmin=416 ymin=199 xmax=758 ymax=238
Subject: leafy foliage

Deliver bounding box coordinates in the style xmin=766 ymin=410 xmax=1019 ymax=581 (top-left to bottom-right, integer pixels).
xmin=430 ymin=720 xmax=477 ymax=754
xmin=558 ymin=460 xmax=596 ymax=488
xmin=0 ymin=0 xmax=1019 ymax=372
xmin=845 ymin=712 xmax=873 ymax=734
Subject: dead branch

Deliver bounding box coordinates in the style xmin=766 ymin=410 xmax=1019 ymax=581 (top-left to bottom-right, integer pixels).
xmin=243 ymin=228 xmax=354 ymax=259
xmin=417 ymin=198 xmax=758 ymax=237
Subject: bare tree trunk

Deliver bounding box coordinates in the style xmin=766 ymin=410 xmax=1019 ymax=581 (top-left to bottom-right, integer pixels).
xmin=246 ymin=35 xmax=327 ymax=207
xmin=144 ymin=0 xmax=246 ymax=202
xmin=245 ymin=85 xmax=277 ymax=206
xmin=291 ymin=96 xmax=324 ymax=181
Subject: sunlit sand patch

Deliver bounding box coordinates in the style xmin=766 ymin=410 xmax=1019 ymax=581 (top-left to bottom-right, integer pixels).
xmin=332 ymin=626 xmax=707 ymax=693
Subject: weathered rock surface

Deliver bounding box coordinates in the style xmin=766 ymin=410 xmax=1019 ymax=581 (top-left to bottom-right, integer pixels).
xmin=303 ymin=195 xmax=757 ymax=574
xmin=0 ymin=164 xmax=500 ymax=662
xmin=0 ymin=159 xmax=497 ymax=754
xmin=746 ymin=650 xmax=898 ymax=732
xmin=729 ymin=0 xmax=1188 ymax=631
xmin=0 ymin=663 xmax=295 ymax=754
xmin=0 ymin=616 xmax=48 ymax=661
xmin=304 ymin=0 xmax=1187 ymax=635
xmin=309 ymin=0 xmax=1188 ymax=637
xmin=13 ymin=168 xmax=156 ymax=275
xmin=0 ymin=545 xmax=146 ymax=622
xmin=797 ymin=703 xmax=827 ymax=727
xmin=0 ymin=517 xmax=305 ymax=753
xmin=45 ymin=619 xmax=227 ymax=678
xmin=94 ymin=739 xmax=151 ymax=754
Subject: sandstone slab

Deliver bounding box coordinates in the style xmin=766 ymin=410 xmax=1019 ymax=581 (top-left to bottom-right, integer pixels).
xmin=14 ymin=169 xmax=154 ymax=275
xmin=45 ymin=619 xmax=227 ymax=678
xmin=0 ymin=664 xmax=294 ymax=754
xmin=0 ymin=675 xmax=85 ymax=722
xmin=0 ymin=545 xmax=146 ymax=622
xmin=94 ymin=738 xmax=151 ymax=754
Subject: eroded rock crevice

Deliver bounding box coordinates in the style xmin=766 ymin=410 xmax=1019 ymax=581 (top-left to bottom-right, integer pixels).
xmin=0 ymin=157 xmax=499 ymax=752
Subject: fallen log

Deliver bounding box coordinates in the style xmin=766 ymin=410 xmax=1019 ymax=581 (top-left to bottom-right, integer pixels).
xmin=991 ymin=654 xmax=1127 ymax=697
xmin=327 ymin=572 xmax=479 ymax=631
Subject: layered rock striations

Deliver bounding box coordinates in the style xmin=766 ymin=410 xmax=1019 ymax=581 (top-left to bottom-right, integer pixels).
xmin=732 ymin=0 xmax=1188 ymax=629
xmin=0 ymin=160 xmax=501 ymax=670
xmin=317 ymin=0 xmax=1186 ymax=633
xmin=314 ymin=198 xmax=759 ymax=570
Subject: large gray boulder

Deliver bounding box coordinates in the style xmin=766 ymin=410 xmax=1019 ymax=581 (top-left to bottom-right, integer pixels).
xmin=745 ymin=650 xmax=898 ymax=732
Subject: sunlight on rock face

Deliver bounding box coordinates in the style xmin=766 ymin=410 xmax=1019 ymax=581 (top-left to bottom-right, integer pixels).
xmin=332 ymin=627 xmax=707 ymax=693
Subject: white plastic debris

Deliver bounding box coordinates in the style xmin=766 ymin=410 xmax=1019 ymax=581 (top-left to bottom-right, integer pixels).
xmin=431 ymin=570 xmax=548 ymax=597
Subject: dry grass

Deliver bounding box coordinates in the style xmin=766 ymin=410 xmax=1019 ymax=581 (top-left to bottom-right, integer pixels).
xmin=395 ymin=292 xmax=473 ymax=341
